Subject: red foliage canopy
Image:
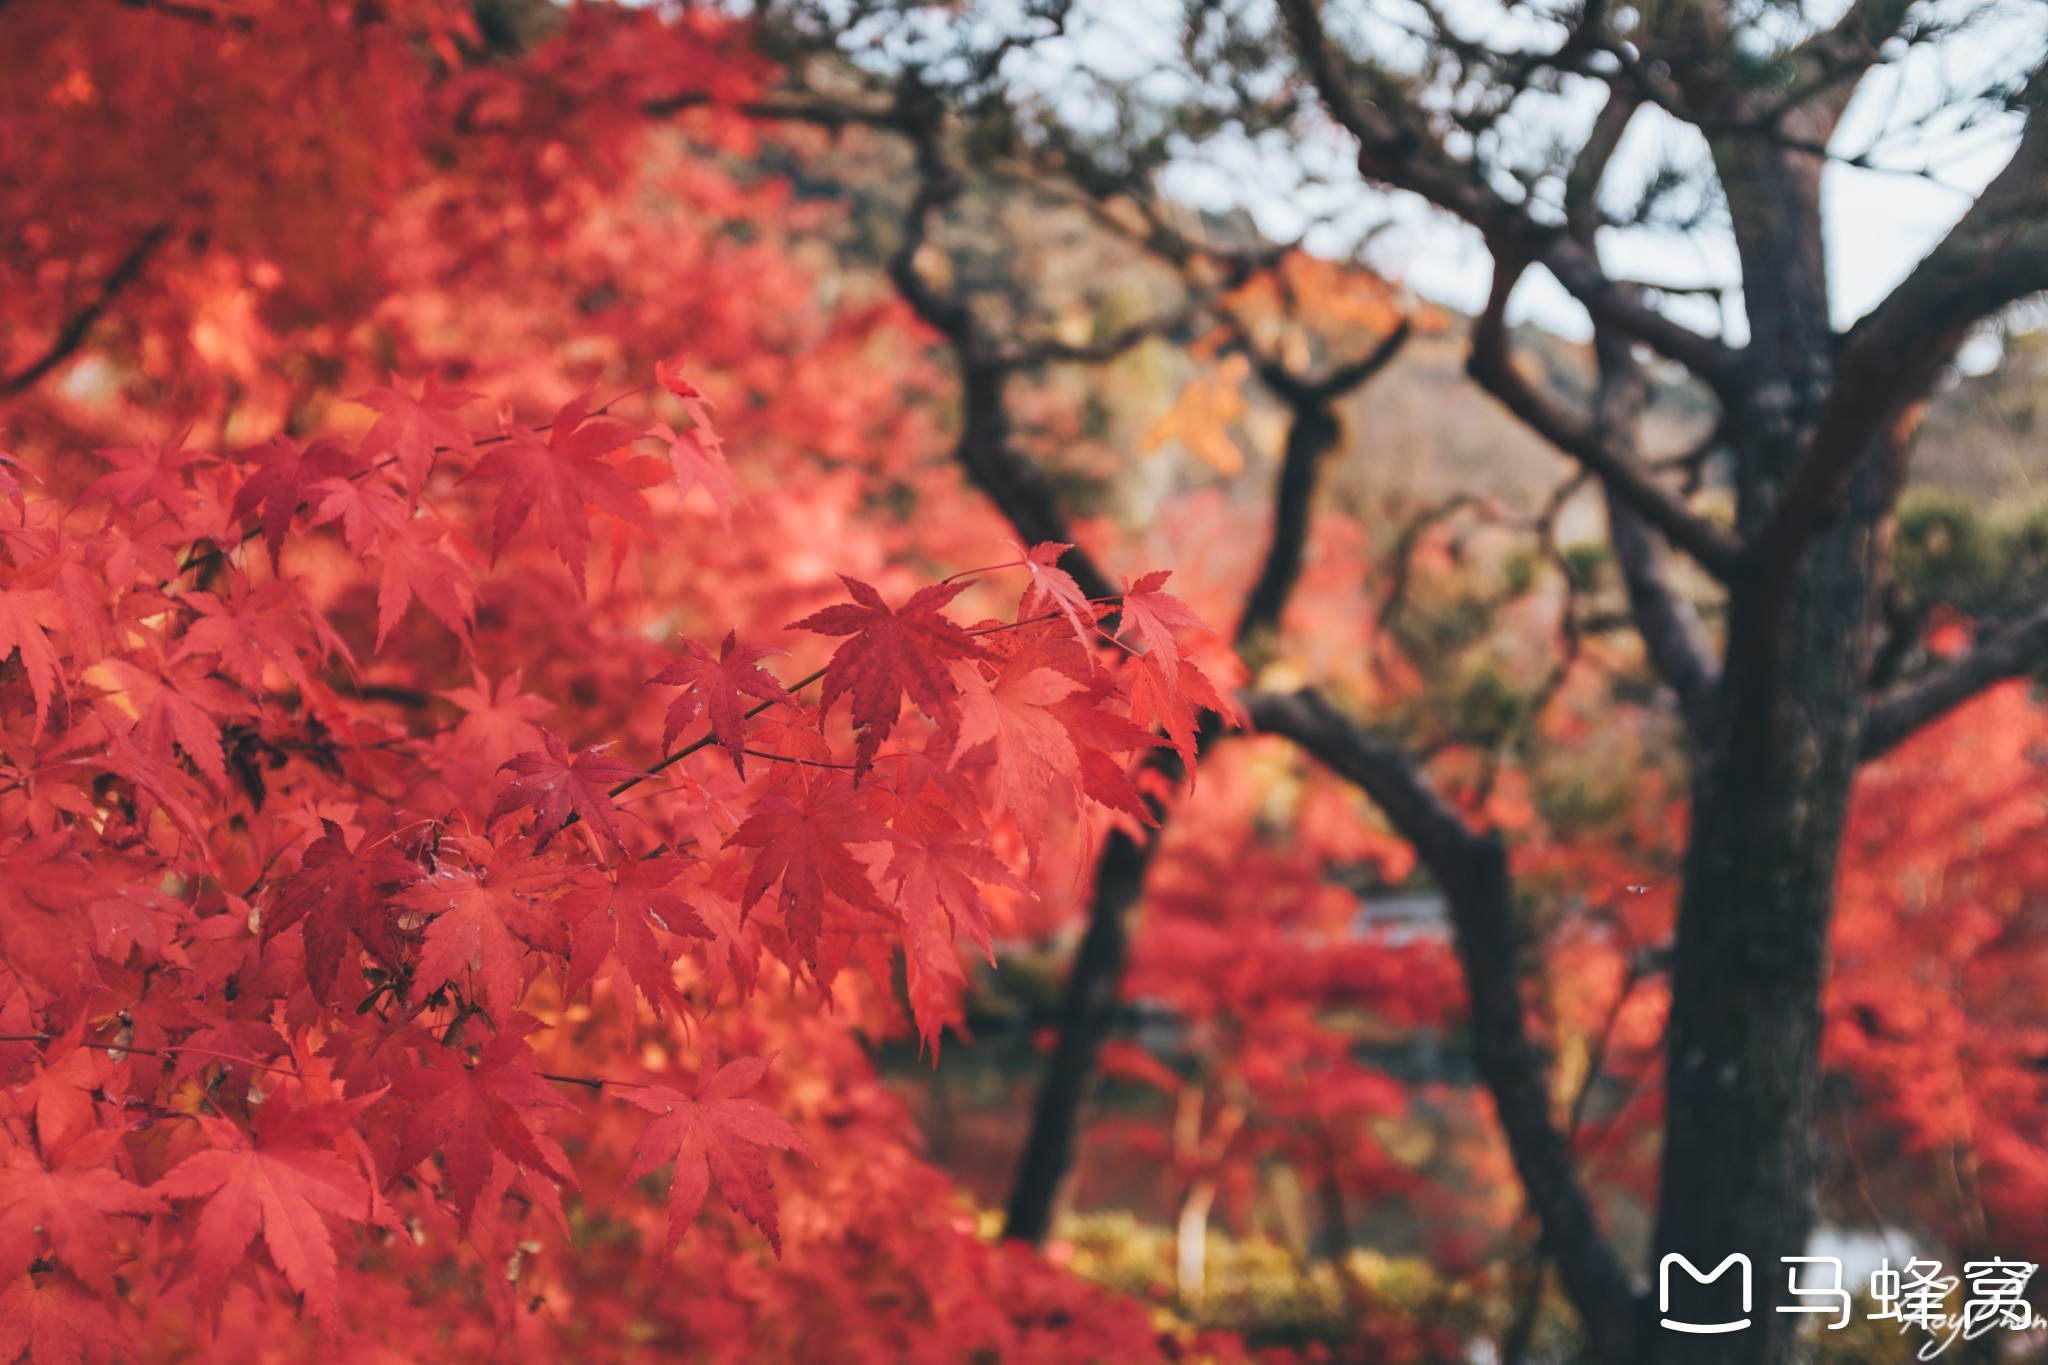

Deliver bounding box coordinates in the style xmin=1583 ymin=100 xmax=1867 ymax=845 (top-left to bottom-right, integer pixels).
xmin=0 ymin=3 xmax=1240 ymax=1358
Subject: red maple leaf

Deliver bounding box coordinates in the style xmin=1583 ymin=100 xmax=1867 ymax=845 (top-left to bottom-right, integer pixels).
xmin=1127 ymin=651 xmax=1230 ymax=774
xmin=883 ymin=777 xmax=1023 ymax=1050
xmin=370 ymin=514 xmax=476 ymax=649
xmin=0 ymin=840 xmax=101 ymax=1008
xmin=350 ymin=371 xmax=480 ymax=499
xmin=154 ymin=1099 xmax=378 ymax=1328
xmin=85 ymin=655 xmax=246 ymax=790
xmin=1054 ymin=674 xmax=1164 ymax=823
xmin=14 ymin=1039 xmax=104 ymax=1156
xmin=950 ymin=649 xmax=1084 ymax=853
xmin=306 ymin=470 xmax=405 ymax=556
xmin=790 ymin=576 xmax=982 ymax=769
xmin=172 ymin=576 xmax=349 ymax=696
xmin=1013 ymin=539 xmax=1096 ymax=647
xmin=650 ymin=364 xmax=737 ymax=526
xmin=0 ymin=1269 xmax=134 ymax=1364
xmin=0 ymin=1129 xmax=159 ymax=1292
xmin=397 ymin=839 xmax=568 ymax=1022
xmin=392 ymin=1019 xmax=573 ymax=1230
xmin=564 ymin=860 xmax=708 ymax=1018
xmin=0 ymin=577 xmax=62 ymax=739
xmin=438 ymin=667 xmax=551 ymax=767
xmin=264 ymin=821 xmax=422 ymax=1003
xmin=490 ymin=729 xmax=644 ymax=850
xmin=85 ymin=430 xmax=213 ymax=514
xmin=229 ymin=435 xmax=358 ymax=569
xmin=1116 ymin=570 xmax=1206 ymax=686
xmin=729 ymin=772 xmax=889 ymax=963
xmin=466 ymin=394 xmax=646 ymax=589
xmin=613 ymin=1053 xmax=809 ymax=1255
xmin=655 ymin=423 xmax=738 ymax=526
xmin=648 ymin=631 xmax=792 ymax=773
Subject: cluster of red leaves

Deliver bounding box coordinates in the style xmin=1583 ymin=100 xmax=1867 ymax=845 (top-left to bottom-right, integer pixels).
xmin=1093 ymin=740 xmax=1463 ymax=1223
xmin=1830 ymin=682 xmax=2048 ymax=1250
xmin=0 ymin=354 xmax=1223 ymax=1354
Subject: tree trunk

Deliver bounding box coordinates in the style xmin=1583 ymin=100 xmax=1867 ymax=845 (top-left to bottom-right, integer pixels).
xmin=1643 ymin=439 xmax=1903 ymax=1365
xmin=1002 ymin=824 xmax=1155 ymax=1242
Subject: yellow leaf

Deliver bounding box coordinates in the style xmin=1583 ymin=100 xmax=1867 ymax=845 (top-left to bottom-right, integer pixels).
xmin=1139 ymin=353 xmax=1251 ymax=477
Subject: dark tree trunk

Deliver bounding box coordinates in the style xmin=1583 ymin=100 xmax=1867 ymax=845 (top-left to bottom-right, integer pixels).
xmin=1642 ymin=446 xmax=1906 ymax=1365
xmin=1002 ymin=824 xmax=1155 ymax=1243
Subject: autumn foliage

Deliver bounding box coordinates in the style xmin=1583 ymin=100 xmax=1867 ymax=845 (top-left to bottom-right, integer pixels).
xmin=0 ymin=3 xmax=1250 ymax=1358
xmin=4 ymin=2 xmax=2048 ymax=1362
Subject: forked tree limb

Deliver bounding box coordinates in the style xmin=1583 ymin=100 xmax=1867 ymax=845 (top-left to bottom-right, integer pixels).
xmin=1754 ymin=61 xmax=2048 ymax=573
xmin=1272 ymin=0 xmax=1743 ymax=391
xmin=1238 ymin=319 xmax=1413 ymax=647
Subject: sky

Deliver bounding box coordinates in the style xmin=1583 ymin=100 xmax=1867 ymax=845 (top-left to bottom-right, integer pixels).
xmin=1003 ymin=0 xmax=2048 ymax=348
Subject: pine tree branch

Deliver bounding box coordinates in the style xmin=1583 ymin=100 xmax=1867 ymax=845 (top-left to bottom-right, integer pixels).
xmin=1466 ymin=257 xmax=1742 ymax=579
xmin=1860 ymin=599 xmax=2048 ymax=759
xmin=1272 ymin=0 xmax=1741 ymax=389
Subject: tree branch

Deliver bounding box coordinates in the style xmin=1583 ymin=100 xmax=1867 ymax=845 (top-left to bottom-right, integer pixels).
xmin=0 ymin=223 xmax=172 ymax=397
xmin=1769 ymin=0 xmax=1920 ymax=127
xmin=1240 ymin=686 xmax=1640 ymax=1362
xmin=1273 ymin=0 xmax=1743 ymax=389
xmin=879 ymin=90 xmax=1120 ymax=602
xmin=1756 ymin=61 xmax=2048 ymax=571
xmin=1466 ymin=257 xmax=1742 ymax=578
xmin=1238 ymin=320 xmax=1412 ymax=647
xmin=1860 ymin=599 xmax=2048 ymax=759
xmin=1561 ymin=86 xmax=1722 ymax=726
xmin=642 ymin=89 xmax=909 ymax=131
xmin=1001 ymin=293 xmax=1211 ymax=369
xmin=1607 ymin=493 xmax=1719 ymax=729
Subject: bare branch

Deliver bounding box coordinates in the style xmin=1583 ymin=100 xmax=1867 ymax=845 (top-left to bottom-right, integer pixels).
xmin=1560 ymin=86 xmax=1722 ymax=725
xmin=108 ymin=0 xmax=253 ymax=28
xmin=1860 ymin=599 xmax=2048 ymax=759
xmin=1588 ymin=319 xmax=1720 ymax=730
xmin=642 ymin=89 xmax=908 ymax=130
xmin=1273 ymin=0 xmax=1743 ymax=388
xmin=1768 ymin=0 xmax=1920 ymax=127
xmin=1001 ymin=293 xmax=1209 ymax=369
xmin=1608 ymin=496 xmax=1719 ymax=727
xmin=1564 ymin=82 xmax=1639 ymax=242
xmin=1 ymin=224 xmax=171 ymax=397
xmin=1466 ymin=258 xmax=1742 ymax=578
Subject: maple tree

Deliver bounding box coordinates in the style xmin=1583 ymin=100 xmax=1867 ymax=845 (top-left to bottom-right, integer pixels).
xmin=0 ymin=3 xmax=1247 ymax=1359
xmin=4 ymin=1 xmax=2048 ymax=1363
